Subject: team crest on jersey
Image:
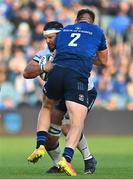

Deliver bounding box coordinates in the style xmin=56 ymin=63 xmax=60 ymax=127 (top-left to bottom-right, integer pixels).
xmin=75 ymin=27 xmax=81 ymax=31
xmin=79 ymin=94 xmax=84 ymax=102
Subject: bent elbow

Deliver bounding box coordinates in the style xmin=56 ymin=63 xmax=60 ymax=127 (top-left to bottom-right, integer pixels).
xmin=104 ymin=57 xmax=109 ymax=67
xmin=23 ymin=70 xmax=37 ymax=79
xmin=101 ymin=55 xmax=108 ymax=67
xmin=102 ymin=61 xmax=108 ymax=67
xmin=23 ymin=71 xmax=30 ymax=79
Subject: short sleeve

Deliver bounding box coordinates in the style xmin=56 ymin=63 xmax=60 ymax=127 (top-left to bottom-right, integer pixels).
xmin=98 ymin=31 xmax=107 ymax=51
xmin=32 ymin=48 xmax=50 ymax=63
xmin=33 ymin=54 xmax=42 ymax=63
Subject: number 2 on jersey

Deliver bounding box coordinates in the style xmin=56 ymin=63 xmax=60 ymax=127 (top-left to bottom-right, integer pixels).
xmin=68 ymin=33 xmax=81 ymax=47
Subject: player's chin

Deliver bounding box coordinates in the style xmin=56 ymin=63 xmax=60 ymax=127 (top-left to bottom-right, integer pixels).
xmin=48 ymin=45 xmax=55 ymax=52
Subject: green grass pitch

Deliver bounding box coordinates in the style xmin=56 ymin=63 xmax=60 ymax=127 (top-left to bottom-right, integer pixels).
xmin=0 ymin=136 xmax=133 ymax=179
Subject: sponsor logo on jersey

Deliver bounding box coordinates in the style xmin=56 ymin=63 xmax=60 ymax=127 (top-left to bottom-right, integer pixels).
xmin=79 ymin=94 xmax=84 ymax=102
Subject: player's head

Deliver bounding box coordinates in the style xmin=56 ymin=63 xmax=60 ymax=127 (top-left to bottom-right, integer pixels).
xmin=76 ymin=9 xmax=95 ymax=23
xmin=43 ymin=21 xmax=63 ymax=52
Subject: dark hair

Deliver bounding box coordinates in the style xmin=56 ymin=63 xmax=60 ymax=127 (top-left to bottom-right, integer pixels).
xmin=76 ymin=9 xmax=95 ymax=22
xmin=43 ymin=21 xmax=63 ymax=31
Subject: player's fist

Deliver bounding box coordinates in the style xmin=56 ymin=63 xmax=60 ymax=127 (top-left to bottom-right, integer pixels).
xmin=43 ymin=60 xmax=53 ymax=73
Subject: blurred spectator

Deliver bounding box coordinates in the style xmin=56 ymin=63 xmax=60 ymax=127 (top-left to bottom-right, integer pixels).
xmin=0 ymin=16 xmax=14 ymax=45
xmin=0 ymin=63 xmax=21 ymax=109
xmin=2 ymin=36 xmax=13 ymax=64
xmin=127 ymin=23 xmax=133 ymax=55
xmin=113 ymin=73 xmax=127 ymax=96
xmin=127 ymin=62 xmax=133 ymax=110
xmin=9 ymin=46 xmax=27 ymax=76
xmin=0 ymin=0 xmax=133 ymax=110
xmin=95 ymin=69 xmax=113 ymax=108
xmin=128 ymin=0 xmax=133 ymax=21
xmin=8 ymin=46 xmax=38 ymax=105
xmin=32 ymin=22 xmax=44 ymax=41
xmin=44 ymin=4 xmax=57 ymax=22
xmin=108 ymin=1 xmax=131 ymax=44
xmin=15 ymin=22 xmax=31 ymax=47
xmin=81 ymin=0 xmax=101 ymax=7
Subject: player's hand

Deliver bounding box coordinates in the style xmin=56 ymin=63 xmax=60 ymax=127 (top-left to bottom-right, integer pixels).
xmin=43 ymin=61 xmax=53 ymax=73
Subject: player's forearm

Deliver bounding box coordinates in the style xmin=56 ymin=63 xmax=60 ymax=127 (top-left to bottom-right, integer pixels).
xmin=23 ymin=60 xmax=53 ymax=79
xmin=93 ymin=49 xmax=108 ymax=67
xmin=23 ymin=60 xmax=42 ymax=79
xmin=93 ymin=56 xmax=106 ymax=66
xmin=23 ymin=65 xmax=41 ymax=78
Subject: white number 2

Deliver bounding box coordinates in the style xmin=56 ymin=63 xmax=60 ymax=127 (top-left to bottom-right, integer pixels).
xmin=68 ymin=33 xmax=81 ymax=47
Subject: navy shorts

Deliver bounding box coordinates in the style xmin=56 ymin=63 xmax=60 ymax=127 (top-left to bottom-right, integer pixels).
xmin=87 ymin=87 xmax=97 ymax=112
xmin=43 ymin=65 xmax=89 ymax=107
xmin=55 ymin=87 xmax=97 ymax=113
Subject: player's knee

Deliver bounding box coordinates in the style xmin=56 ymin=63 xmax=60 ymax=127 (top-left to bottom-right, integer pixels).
xmin=42 ymin=99 xmax=57 ymax=110
xmin=43 ymin=103 xmax=53 ymax=109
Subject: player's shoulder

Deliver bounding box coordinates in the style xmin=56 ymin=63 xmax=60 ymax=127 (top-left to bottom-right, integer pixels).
xmin=33 ymin=48 xmax=51 ymax=63
xmin=92 ymin=24 xmax=104 ymax=33
xmin=36 ymin=48 xmax=50 ymax=57
xmin=76 ymin=22 xmax=104 ymax=33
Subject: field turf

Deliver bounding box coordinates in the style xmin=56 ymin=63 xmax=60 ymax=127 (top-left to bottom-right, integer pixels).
xmin=0 ymin=136 xmax=133 ymax=179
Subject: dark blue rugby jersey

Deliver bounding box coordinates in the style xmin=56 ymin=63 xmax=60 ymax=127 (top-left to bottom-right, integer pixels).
xmin=54 ymin=22 xmax=107 ymax=78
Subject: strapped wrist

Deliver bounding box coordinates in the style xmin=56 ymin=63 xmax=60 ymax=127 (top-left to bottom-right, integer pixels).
xmin=40 ymin=63 xmax=45 ymax=73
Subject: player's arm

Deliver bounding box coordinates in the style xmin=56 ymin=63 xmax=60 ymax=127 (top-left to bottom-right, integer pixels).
xmin=93 ymin=48 xmax=108 ymax=67
xmin=23 ymin=60 xmax=42 ymax=79
xmin=93 ymin=30 xmax=108 ymax=67
xmin=23 ymin=59 xmax=53 ymax=79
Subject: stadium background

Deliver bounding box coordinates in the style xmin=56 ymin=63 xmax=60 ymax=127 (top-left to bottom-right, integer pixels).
xmin=0 ymin=0 xmax=133 ymax=179
xmin=0 ymin=0 xmax=133 ymax=134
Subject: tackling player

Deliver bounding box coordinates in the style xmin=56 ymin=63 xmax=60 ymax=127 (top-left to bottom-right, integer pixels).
xmin=23 ymin=21 xmax=97 ymax=174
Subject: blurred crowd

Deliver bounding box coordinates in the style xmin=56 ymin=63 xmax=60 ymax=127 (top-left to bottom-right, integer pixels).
xmin=0 ymin=0 xmax=133 ymax=110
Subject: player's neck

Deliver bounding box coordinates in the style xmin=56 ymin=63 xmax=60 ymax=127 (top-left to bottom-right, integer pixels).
xmin=78 ymin=18 xmax=92 ymax=24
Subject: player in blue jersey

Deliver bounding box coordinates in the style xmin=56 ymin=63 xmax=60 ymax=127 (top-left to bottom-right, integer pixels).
xmin=24 ymin=21 xmax=97 ymax=174
xmin=25 ymin=8 xmax=108 ymax=176
xmin=33 ymin=9 xmax=108 ymax=176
